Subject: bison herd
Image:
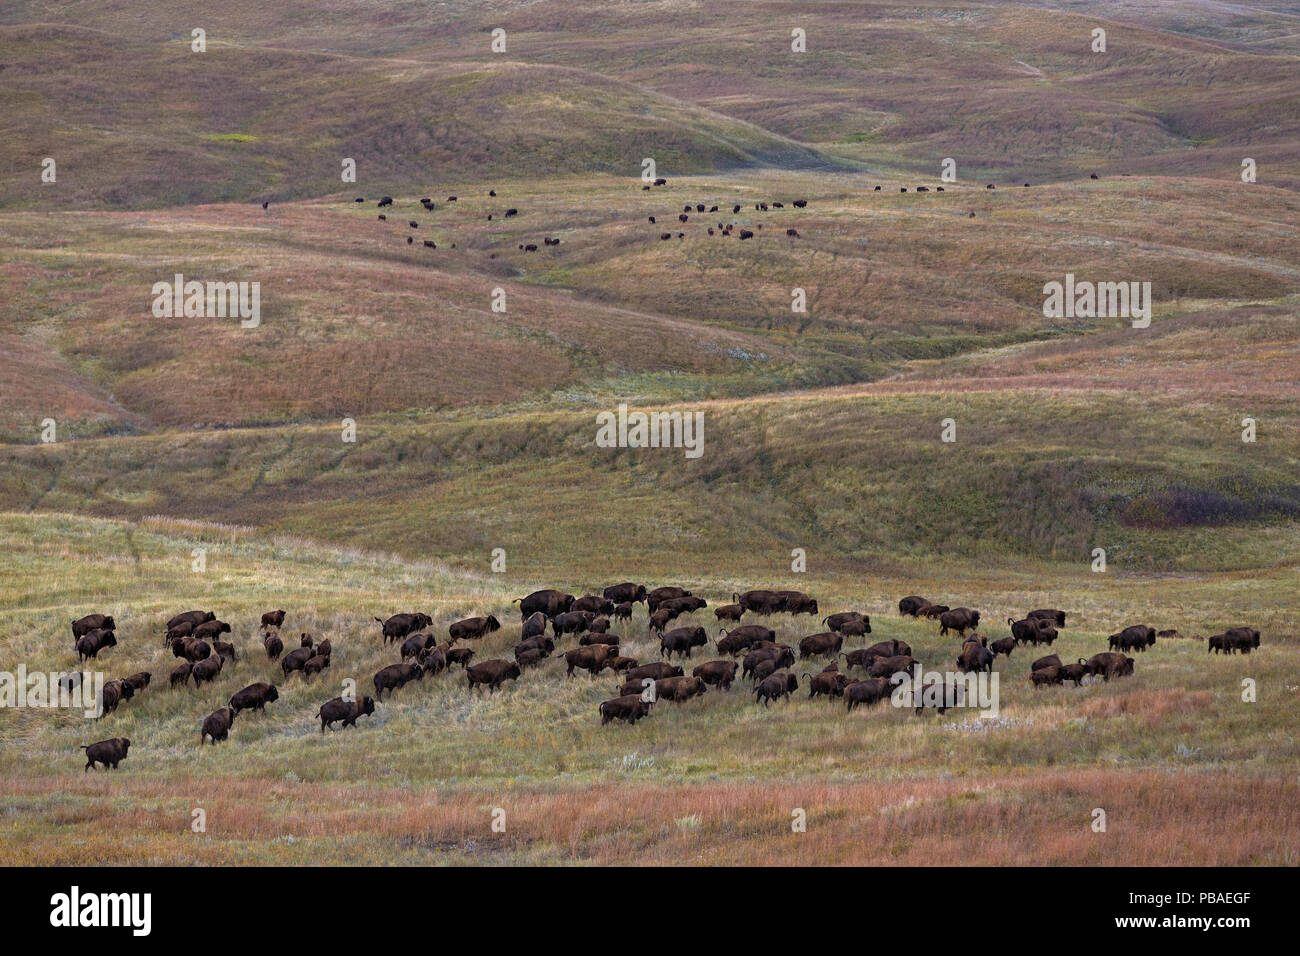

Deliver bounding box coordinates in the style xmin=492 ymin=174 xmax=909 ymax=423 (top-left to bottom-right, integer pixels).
xmin=70 ymin=587 xmax=1264 ymax=768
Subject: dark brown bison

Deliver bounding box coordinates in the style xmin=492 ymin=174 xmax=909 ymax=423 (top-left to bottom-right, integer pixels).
xmin=178 ymin=637 xmax=211 ymax=662
xmin=445 ymin=646 xmax=475 ymax=668
xmin=608 ymin=582 xmax=650 ymax=606
xmin=660 ymin=626 xmax=707 ymax=660
xmin=753 ymin=671 xmax=799 ymax=707
xmin=82 ymin=737 xmax=131 ymax=770
xmin=588 ymin=616 xmax=610 ymax=634
xmin=648 ymin=609 xmax=674 ymax=634
xmin=778 ymin=591 xmax=818 ymax=616
xmin=798 ymin=632 xmax=844 ymax=660
xmin=192 ymin=619 xmax=232 ymax=641
xmin=734 ymin=589 xmax=785 ymax=615
xmin=659 ymin=595 xmax=708 ymax=617
xmin=956 ymin=643 xmax=994 ymax=674
xmin=200 ymin=707 xmax=235 ymax=745
xmin=1009 ymin=617 xmax=1049 ymax=644
xmin=466 ymin=659 xmax=521 ymax=693
xmin=72 ymin=614 xmax=115 ymax=643
xmin=626 ymin=662 xmax=682 ymax=683
xmin=1030 ymin=666 xmax=1063 ymax=688
xmin=562 ymin=645 xmax=616 ymax=678
xmin=401 ymin=632 xmax=436 ymax=659
xmin=263 ymin=633 xmax=283 ymax=660
xmin=450 ymin=615 xmax=502 ymax=641
xmin=714 ymin=603 xmax=745 ymax=623
xmin=121 ymin=672 xmax=151 ymax=695
xmin=213 ymin=640 xmax=236 ymax=664
xmin=1027 ymin=609 xmax=1067 ymax=627
xmin=1224 ymin=627 xmax=1261 ymax=654
xmin=612 ymin=602 xmax=634 ymax=623
xmin=571 ymin=595 xmax=616 ymax=616
xmin=898 ymin=596 xmax=931 ymax=617
xmin=553 ymin=609 xmax=596 ymax=637
xmin=600 ymin=695 xmax=652 ymax=725
xmin=169 ymin=660 xmax=192 ymax=688
xmin=165 ymin=621 xmax=194 ymax=642
xmin=1031 ymin=653 xmax=1062 ymax=672
xmin=804 ymin=670 xmax=850 ymax=700
xmin=604 ymin=655 xmax=638 ymax=675
xmin=655 ymin=675 xmax=708 ymax=702
xmin=990 ymin=637 xmax=1016 ymax=658
xmin=260 ymin=609 xmax=285 ymax=629
xmin=76 ymin=629 xmax=117 ymax=661
xmin=280 ymin=646 xmax=314 ymax=678
xmin=869 ymin=655 xmax=916 ymax=680
xmin=1083 ymin=652 xmax=1135 ymax=681
xmin=168 ymin=610 xmax=215 ymax=631
xmin=579 ymin=631 xmax=619 ymax=647
xmin=743 ymin=645 xmax=795 ymax=679
xmin=717 ymin=624 xmax=775 ymax=655
xmin=823 ymin=611 xmax=871 ymax=635
xmin=229 ymin=682 xmax=279 ymax=714
xmin=191 ymin=655 xmax=224 ymax=687
xmin=647 ymin=586 xmax=692 ymax=612
xmin=939 ymin=607 xmax=981 ymax=637
xmin=316 ymin=695 xmax=376 ymax=733
xmin=97 ymin=681 xmax=123 ymax=716
xmin=374 ymin=613 xmax=432 ymax=643
xmin=844 ymin=677 xmax=892 ymax=711
xmin=521 ymin=611 xmax=548 ymax=641
xmin=515 ymin=589 xmax=575 ymax=620
xmin=693 ymin=659 xmax=738 ymax=690
xmin=1109 ymin=625 xmax=1155 ymax=652
xmin=1059 ymin=660 xmax=1089 ymax=685
xmin=417 ymin=646 xmax=447 ymax=675
xmin=303 ymin=654 xmax=330 ymax=677
xmin=373 ymin=662 xmax=424 ymax=699
xmin=919 ymin=604 xmax=950 ymax=619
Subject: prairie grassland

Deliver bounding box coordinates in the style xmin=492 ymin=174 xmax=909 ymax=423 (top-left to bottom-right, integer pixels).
xmin=1 ymin=514 xmax=1297 ymax=864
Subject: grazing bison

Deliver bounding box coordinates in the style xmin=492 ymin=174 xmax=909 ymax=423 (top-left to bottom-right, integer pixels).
xmin=939 ymin=608 xmax=981 ymax=637
xmin=798 ymin=632 xmax=844 ymax=660
xmin=450 ymin=615 xmax=502 ymax=641
xmin=191 ymin=655 xmax=223 ymax=687
xmin=378 ymin=197 xmax=392 ymax=207
xmin=660 ymin=626 xmax=708 ymax=660
xmin=647 ymin=586 xmax=692 ymax=612
xmin=76 ymin=629 xmax=117 ymax=661
xmin=718 ymin=624 xmax=775 ymax=655
xmin=303 ymin=654 xmax=330 ymax=677
xmin=375 ymin=612 xmax=432 ymax=643
xmin=1109 ymin=625 xmax=1155 ymax=652
xmin=655 ymin=675 xmax=708 ymax=702
xmin=1030 ymin=666 xmax=1063 ymax=688
xmin=515 ymin=589 xmax=575 ymax=620
xmin=373 ymin=662 xmax=424 ymax=699
xmin=168 ymin=610 xmax=215 ymax=631
xmin=553 ymin=609 xmax=596 ymax=637
xmin=804 ymin=670 xmax=850 ymax=700
xmin=604 ymin=655 xmax=638 ymax=675
xmin=743 ymin=645 xmax=794 ymax=679
xmin=792 ymin=199 xmax=807 ymax=208
xmin=213 ymin=640 xmax=236 ymax=664
xmin=169 ymin=660 xmax=192 ymax=688
xmin=82 ymin=737 xmax=130 ymax=771
xmin=281 ymin=646 xmax=314 ymax=679
xmin=562 ymin=645 xmax=616 ymax=678
xmin=714 ymin=603 xmax=745 ymax=623
xmin=659 ymin=595 xmax=707 ymax=616
xmin=956 ymin=643 xmax=994 ymax=674
xmin=990 ymin=637 xmax=1016 ymax=659
xmin=693 ymin=659 xmax=738 ymax=690
xmin=72 ymin=614 xmax=115 ymax=642
xmin=869 ymin=655 xmax=915 ymax=680
xmin=172 ymin=637 xmax=209 ymax=662
xmin=1224 ymin=627 xmax=1261 ymax=654
xmin=823 ymin=611 xmax=870 ymax=634
xmin=734 ymin=589 xmax=785 ymax=615
xmin=844 ymin=677 xmax=892 ymax=712
xmin=898 ymin=596 xmax=931 ymax=617
xmin=753 ymin=671 xmax=799 ymax=707
xmin=1031 ymin=653 xmax=1062 ymax=672
xmin=739 ymin=229 xmax=754 ymax=240
xmin=1028 ymin=609 xmax=1067 ymax=627
xmin=466 ymin=659 xmax=521 ymax=693
xmin=316 ymin=696 xmax=376 ymax=733
xmin=604 ymin=583 xmax=647 ymax=605
xmin=778 ymin=591 xmax=818 ymax=616
xmin=520 ymin=611 xmax=549 ymax=642
xmin=1009 ymin=617 xmax=1049 ymax=644
xmin=165 ymin=621 xmax=194 ymax=643
xmin=263 ymin=633 xmax=283 ymax=660
xmin=572 ymin=595 xmax=616 ymax=616
xmin=260 ymin=609 xmax=286 ymax=629
xmin=919 ymin=604 xmax=950 ymax=619
xmin=1059 ymin=660 xmax=1089 ymax=686
xmin=600 ymin=695 xmax=652 ymax=725
xmin=97 ymin=681 xmax=123 ymax=716
xmin=417 ymin=646 xmax=447 ymax=675
xmin=626 ymin=662 xmax=682 ymax=683
xmin=200 ymin=707 xmax=235 ymax=745
xmin=1083 ymin=652 xmax=1135 ymax=681
xmin=229 ymin=682 xmax=279 ymax=714
xmin=786 ymin=229 xmax=799 ymax=237
xmin=648 ymin=609 xmax=675 ymax=635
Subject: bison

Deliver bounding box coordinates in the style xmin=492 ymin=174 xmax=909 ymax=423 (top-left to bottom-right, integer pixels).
xmin=191 ymin=655 xmax=224 ymax=687
xmin=626 ymin=662 xmax=682 ymax=683
xmin=373 ymin=662 xmax=424 ymax=699
xmin=280 ymin=646 xmax=314 ymax=679
xmin=200 ymin=707 xmax=236 ymax=745
xmin=600 ymin=694 xmax=652 ymax=725
xmin=466 ymin=659 xmax=521 ymax=693
xmin=898 ymin=596 xmax=931 ymax=617
xmin=374 ymin=612 xmax=432 ymax=643
xmin=1027 ymin=609 xmax=1067 ymax=627
xmin=939 ymin=607 xmax=981 ymax=637
xmin=76 ymin=629 xmax=117 ymax=661
xmin=169 ymin=660 xmax=192 ymax=688
xmin=263 ymin=633 xmax=283 ymax=660
xmin=655 ymin=675 xmax=708 ymax=702
xmin=316 ymin=695 xmax=376 ymax=733
xmin=562 ymin=645 xmax=615 ymax=678
xmin=753 ymin=671 xmax=799 ymax=707
xmin=72 ymin=614 xmax=115 ymax=643
xmin=1083 ymin=652 xmax=1135 ymax=681
xmin=693 ymin=659 xmax=738 ymax=690
xmin=168 ymin=610 xmax=215 ymax=631
xmin=844 ymin=677 xmax=892 ymax=712
xmin=798 ymin=632 xmax=844 ymax=660
xmin=514 ymin=589 xmax=574 ymax=620
xmin=229 ymin=682 xmax=279 ymax=714
xmin=82 ymin=737 xmax=130 ymax=771
xmin=604 ymin=583 xmax=647 ymax=605
xmin=660 ymin=626 xmax=707 ymax=660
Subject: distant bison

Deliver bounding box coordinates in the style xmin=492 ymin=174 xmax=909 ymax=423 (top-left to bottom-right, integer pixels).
xmin=82 ymin=737 xmax=130 ymax=771
xmin=753 ymin=671 xmax=799 ymax=707
xmin=260 ymin=609 xmax=286 ymax=629
xmin=76 ymin=629 xmax=117 ymax=661
xmin=450 ymin=615 xmax=501 ymax=641
xmin=693 ymin=659 xmax=738 ymax=690
xmin=655 ymin=675 xmax=708 ymax=702
xmin=1027 ymin=609 xmax=1067 ymax=627
xmin=626 ymin=662 xmax=682 ymax=683
xmin=72 ymin=614 xmax=115 ymax=643
xmin=798 ymin=632 xmax=843 ymax=660
xmin=263 ymin=633 xmax=283 ymax=660
xmin=939 ymin=607 xmax=981 ymax=637
xmin=515 ymin=589 xmax=575 ymax=620
xmin=191 ymin=655 xmax=223 ymax=687
xmin=168 ymin=610 xmax=215 ymax=631
xmin=169 ymin=660 xmax=192 ymax=688
xmin=1109 ymin=625 xmax=1155 ymax=653
xmin=844 ymin=677 xmax=892 ymax=712
xmin=898 ymin=596 xmax=931 ymax=617
xmin=1083 ymin=652 xmax=1135 ymax=681
xmin=374 ymin=613 xmax=432 ymax=643
xmin=604 ymin=583 xmax=647 ymax=605
xmin=373 ymin=662 xmax=424 ymax=699
xmin=562 ymin=645 xmax=616 ymax=678
xmin=660 ymin=626 xmax=708 ymax=660
xmin=280 ymin=646 xmax=314 ymax=678
xmin=600 ymin=694 xmax=652 ymax=725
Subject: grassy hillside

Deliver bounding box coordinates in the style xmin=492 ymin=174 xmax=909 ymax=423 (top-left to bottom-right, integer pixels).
xmin=1 ymin=513 xmax=1296 ymax=864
